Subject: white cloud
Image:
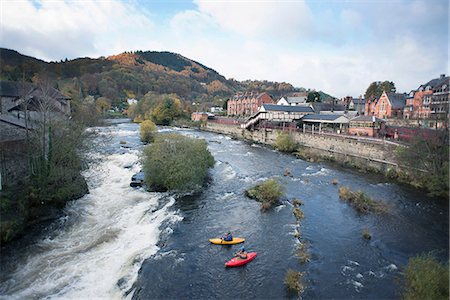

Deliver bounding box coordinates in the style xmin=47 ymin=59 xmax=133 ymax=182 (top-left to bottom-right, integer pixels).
xmin=1 ymin=0 xmax=156 ymax=60
xmin=194 ymin=0 xmax=312 ymax=40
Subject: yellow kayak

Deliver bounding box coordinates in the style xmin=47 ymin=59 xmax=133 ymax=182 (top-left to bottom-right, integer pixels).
xmin=209 ymin=238 xmax=245 ymax=245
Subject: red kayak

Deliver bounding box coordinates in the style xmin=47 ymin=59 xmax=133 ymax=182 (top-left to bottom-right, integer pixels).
xmin=225 ymin=252 xmax=257 ymax=267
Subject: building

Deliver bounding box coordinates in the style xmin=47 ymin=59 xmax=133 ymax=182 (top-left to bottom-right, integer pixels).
xmin=311 ymin=102 xmax=346 ymax=114
xmin=191 ymin=112 xmax=212 ymax=121
xmin=277 ymin=93 xmax=308 ymax=106
xmin=348 ymin=115 xmax=385 ymax=137
xmin=403 ymin=74 xmax=448 ymax=120
xmin=242 ymin=104 xmax=314 ymax=130
xmin=0 ymin=81 xmax=71 ymax=190
xmin=429 ymin=76 xmax=449 ymax=126
xmin=373 ymin=91 xmax=406 ymax=119
xmin=227 ymin=91 xmax=274 ymax=117
xmin=300 ymin=114 xmax=349 ymax=134
xmin=346 ymin=97 xmax=366 ymax=115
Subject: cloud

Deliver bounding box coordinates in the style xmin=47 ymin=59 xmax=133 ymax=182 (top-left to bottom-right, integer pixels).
xmin=194 ymin=0 xmax=312 ymax=40
xmin=1 ymin=0 xmax=156 ymax=60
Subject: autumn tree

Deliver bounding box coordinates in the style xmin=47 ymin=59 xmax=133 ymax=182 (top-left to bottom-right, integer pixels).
xmin=95 ymin=97 xmax=111 ymax=115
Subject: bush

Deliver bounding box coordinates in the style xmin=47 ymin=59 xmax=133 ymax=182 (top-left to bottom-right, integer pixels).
xmin=245 ymin=178 xmax=285 ymax=210
xmin=403 ymin=254 xmax=449 ymax=300
xmin=362 ymin=229 xmax=372 ymax=240
xmin=284 ymin=269 xmax=305 ymax=293
xmin=338 ymin=186 xmax=387 ymax=213
xmin=275 ymin=132 xmax=298 ymax=153
xmin=142 ymin=133 xmax=214 ymax=192
xmin=140 ymin=120 xmax=157 ymax=143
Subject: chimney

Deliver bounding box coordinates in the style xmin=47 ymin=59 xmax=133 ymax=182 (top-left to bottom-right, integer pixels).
xmin=440 ymin=74 xmax=445 ymax=79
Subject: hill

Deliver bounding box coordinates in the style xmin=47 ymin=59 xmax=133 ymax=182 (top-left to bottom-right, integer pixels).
xmin=0 ymin=48 xmax=334 ymax=108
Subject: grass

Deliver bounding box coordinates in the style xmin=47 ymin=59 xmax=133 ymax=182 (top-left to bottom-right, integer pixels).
xmin=275 ymin=132 xmax=298 ymax=153
xmin=245 ymin=178 xmax=285 ymax=211
xmin=296 ymin=242 xmax=310 ymax=264
xmin=338 ymin=186 xmax=387 ymax=214
xmin=403 ymin=254 xmax=449 ymax=300
xmin=284 ymin=269 xmax=305 ymax=294
xmin=293 ymin=207 xmax=305 ymax=220
xmin=362 ymin=229 xmax=372 ymax=240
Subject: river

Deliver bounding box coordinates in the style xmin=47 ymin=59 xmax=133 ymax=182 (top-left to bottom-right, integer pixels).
xmin=0 ymin=120 xmax=448 ymax=299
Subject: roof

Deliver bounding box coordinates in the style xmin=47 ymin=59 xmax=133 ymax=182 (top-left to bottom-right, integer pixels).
xmin=350 ymin=115 xmax=385 ymax=123
xmin=302 ymin=114 xmax=349 ymax=123
xmin=260 ymin=104 xmax=314 ymax=113
xmin=0 ymin=81 xmax=69 ymax=100
xmin=351 ymin=98 xmax=366 ymax=105
xmin=285 ymin=96 xmax=307 ymax=104
xmin=312 ymin=102 xmax=346 ymax=112
xmin=418 ymin=75 xmax=448 ymax=90
xmin=386 ymin=93 xmax=406 ymax=109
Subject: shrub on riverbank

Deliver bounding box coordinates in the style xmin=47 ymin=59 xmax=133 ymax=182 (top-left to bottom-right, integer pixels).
xmin=338 ymin=186 xmax=386 ymax=213
xmin=142 ymin=133 xmax=214 ymax=192
xmin=245 ymin=178 xmax=285 ymax=210
xmin=140 ymin=120 xmax=157 ymax=143
xmin=276 ymin=132 xmax=298 ymax=153
xmin=403 ymin=254 xmax=449 ymax=300
xmin=284 ymin=269 xmax=305 ymax=293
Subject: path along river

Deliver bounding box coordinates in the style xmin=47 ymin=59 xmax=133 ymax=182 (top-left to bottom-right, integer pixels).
xmin=0 ymin=120 xmax=448 ymax=299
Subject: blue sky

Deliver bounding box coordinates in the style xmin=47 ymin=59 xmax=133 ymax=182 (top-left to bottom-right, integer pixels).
xmin=1 ymin=0 xmax=448 ymax=97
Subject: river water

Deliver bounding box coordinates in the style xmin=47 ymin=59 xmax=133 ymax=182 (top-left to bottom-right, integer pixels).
xmin=0 ymin=120 xmax=448 ymax=299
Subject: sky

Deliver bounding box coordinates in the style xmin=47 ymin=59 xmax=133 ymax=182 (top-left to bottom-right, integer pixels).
xmin=1 ymin=0 xmax=448 ymax=97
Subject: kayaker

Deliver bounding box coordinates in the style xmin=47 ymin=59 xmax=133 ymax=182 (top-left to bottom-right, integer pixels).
xmin=235 ymin=246 xmax=248 ymax=259
xmin=222 ymin=232 xmax=233 ymax=241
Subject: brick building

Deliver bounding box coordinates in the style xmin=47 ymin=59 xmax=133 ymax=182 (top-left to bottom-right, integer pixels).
xmin=403 ymin=74 xmax=448 ymax=120
xmin=227 ymin=91 xmax=274 ymax=116
xmin=365 ymin=92 xmax=406 ymax=119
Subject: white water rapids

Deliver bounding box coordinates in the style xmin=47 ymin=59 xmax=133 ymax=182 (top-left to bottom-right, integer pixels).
xmin=0 ymin=125 xmax=181 ymax=299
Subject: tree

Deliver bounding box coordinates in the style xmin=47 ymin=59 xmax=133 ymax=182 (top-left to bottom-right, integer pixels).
xmin=364 ymin=81 xmax=396 ymax=100
xmin=307 ymin=91 xmax=321 ymax=103
xmin=140 ymin=120 xmax=157 ymax=143
xmin=142 ymin=133 xmax=214 ymax=191
xmin=95 ymin=97 xmax=111 ymax=115
xmin=150 ymin=95 xmax=183 ymax=125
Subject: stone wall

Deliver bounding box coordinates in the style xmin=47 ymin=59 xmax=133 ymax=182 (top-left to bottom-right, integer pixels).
xmin=204 ymin=122 xmax=400 ymax=172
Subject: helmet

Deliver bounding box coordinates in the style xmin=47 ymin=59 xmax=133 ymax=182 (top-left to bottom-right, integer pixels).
xmin=240 ymin=246 xmax=245 ymax=251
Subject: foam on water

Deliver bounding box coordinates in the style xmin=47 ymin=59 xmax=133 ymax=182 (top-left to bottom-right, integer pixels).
xmin=0 ymin=134 xmax=180 ymax=299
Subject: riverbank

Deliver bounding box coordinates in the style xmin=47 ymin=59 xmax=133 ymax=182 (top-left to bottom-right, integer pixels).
xmin=201 ymin=121 xmax=439 ymax=196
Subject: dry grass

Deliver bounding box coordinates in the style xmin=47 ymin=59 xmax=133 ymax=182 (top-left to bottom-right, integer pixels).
xmin=338 ymin=186 xmax=387 ymax=214
xmin=284 ymin=269 xmax=305 ymax=294
xmin=293 ymin=207 xmax=305 ymax=220
xmin=292 ymin=198 xmax=304 ymax=207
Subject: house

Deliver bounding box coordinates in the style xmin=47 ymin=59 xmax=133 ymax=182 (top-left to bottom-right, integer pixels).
xmin=0 ymin=81 xmax=71 ymax=190
xmin=242 ymin=104 xmax=314 ymax=130
xmin=429 ymin=76 xmax=449 ymax=126
xmin=277 ymin=93 xmax=308 ymax=106
xmin=300 ymin=114 xmax=349 ymax=134
xmin=227 ymin=91 xmax=274 ymax=117
xmin=127 ymin=98 xmax=138 ymax=105
xmin=373 ymin=92 xmax=406 ymax=119
xmin=191 ymin=112 xmax=209 ymax=121
xmin=347 ymin=97 xmax=366 ymax=115
xmin=348 ymin=115 xmax=385 ymax=137
xmin=403 ymin=74 xmax=448 ymax=120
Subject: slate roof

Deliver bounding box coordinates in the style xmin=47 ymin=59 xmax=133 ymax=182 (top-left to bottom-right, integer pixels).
xmin=302 ymin=114 xmax=346 ymax=121
xmin=0 ymin=81 xmax=69 ymax=100
xmin=261 ymin=104 xmax=314 ymax=113
xmin=386 ymin=93 xmax=406 ymax=109
xmin=312 ymin=102 xmax=346 ymax=112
